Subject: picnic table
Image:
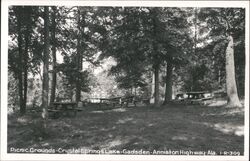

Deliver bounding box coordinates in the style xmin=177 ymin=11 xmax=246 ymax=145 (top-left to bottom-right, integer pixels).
xmin=48 ymin=102 xmax=78 ymax=118
xmin=173 ymin=92 xmax=213 ymax=105
xmin=186 ymin=92 xmax=213 ymax=105
xmin=98 ymin=96 xmax=139 ymax=108
xmin=100 ymin=97 xmax=122 ymax=107
xmin=186 ymin=92 xmax=205 ymax=99
xmin=121 ymin=96 xmax=137 ymax=107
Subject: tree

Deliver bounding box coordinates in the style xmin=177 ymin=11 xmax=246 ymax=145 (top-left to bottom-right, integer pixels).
xmin=15 ymin=7 xmax=25 ymax=114
xmin=98 ymin=7 xmax=193 ymax=106
xmin=198 ymin=8 xmax=244 ymax=107
xmin=159 ymin=8 xmax=192 ymax=104
xmin=41 ymin=6 xmax=50 ymax=120
xmin=101 ymin=7 xmax=148 ymax=95
xmin=57 ymin=55 xmax=91 ymax=100
xmin=56 ymin=6 xmax=104 ymax=102
xmin=50 ymin=6 xmax=57 ymax=104
xmin=75 ymin=8 xmax=83 ymax=102
xmin=164 ymin=58 xmax=173 ymax=103
xmin=10 ymin=6 xmax=36 ymax=114
xmin=225 ymin=33 xmax=241 ymax=107
xmin=99 ymin=7 xmax=169 ymax=106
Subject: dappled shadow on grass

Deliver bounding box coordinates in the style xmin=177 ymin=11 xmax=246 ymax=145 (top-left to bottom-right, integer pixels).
xmin=8 ymin=104 xmax=244 ymax=154
xmin=202 ymin=122 xmax=244 ymax=136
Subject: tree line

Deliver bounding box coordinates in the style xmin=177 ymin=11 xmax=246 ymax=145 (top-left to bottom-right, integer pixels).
xmin=8 ymin=6 xmax=245 ymax=118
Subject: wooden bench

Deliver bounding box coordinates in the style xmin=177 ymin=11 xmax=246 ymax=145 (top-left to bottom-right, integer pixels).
xmin=49 ymin=102 xmax=77 ymax=118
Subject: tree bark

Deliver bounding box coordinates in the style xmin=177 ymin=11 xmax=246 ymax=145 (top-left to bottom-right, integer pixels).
xmin=50 ymin=6 xmax=57 ymax=104
xmin=150 ymin=72 xmax=155 ymax=104
xmin=154 ymin=63 xmax=160 ymax=106
xmin=42 ymin=6 xmax=50 ymax=120
xmin=75 ymin=49 xmax=82 ymax=102
xmin=23 ymin=30 xmax=28 ymax=113
xmin=23 ymin=10 xmax=31 ymax=113
xmin=75 ymin=8 xmax=82 ymax=102
xmin=163 ymin=59 xmax=173 ymax=105
xmin=16 ymin=7 xmax=25 ymax=115
xmin=151 ymin=8 xmax=161 ymax=107
xmin=225 ymin=35 xmax=242 ymax=107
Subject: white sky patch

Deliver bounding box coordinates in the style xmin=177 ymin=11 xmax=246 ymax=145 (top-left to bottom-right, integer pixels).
xmin=56 ymin=51 xmax=64 ymax=64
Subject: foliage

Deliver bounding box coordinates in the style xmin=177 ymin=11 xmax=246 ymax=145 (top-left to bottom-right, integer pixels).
xmin=99 ymin=7 xmax=193 ymax=98
xmin=7 ymin=6 xmax=245 ymax=113
xmin=57 ymin=55 xmax=92 ymax=93
xmin=8 ymin=72 xmax=19 ymax=113
xmin=178 ymin=8 xmax=245 ymax=96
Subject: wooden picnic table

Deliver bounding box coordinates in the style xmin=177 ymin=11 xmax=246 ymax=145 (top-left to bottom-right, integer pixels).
xmin=98 ymin=96 xmax=138 ymax=108
xmin=185 ymin=92 xmax=213 ymax=105
xmin=99 ymin=97 xmax=122 ymax=107
xmin=186 ymin=92 xmax=205 ymax=99
xmin=49 ymin=102 xmax=77 ymax=118
xmin=121 ymin=96 xmax=137 ymax=107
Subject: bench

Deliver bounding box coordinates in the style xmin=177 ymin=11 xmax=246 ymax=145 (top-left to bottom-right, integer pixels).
xmin=49 ymin=102 xmax=77 ymax=118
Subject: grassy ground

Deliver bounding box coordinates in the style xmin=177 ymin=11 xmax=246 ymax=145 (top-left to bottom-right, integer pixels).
xmin=7 ymin=103 xmax=244 ymax=155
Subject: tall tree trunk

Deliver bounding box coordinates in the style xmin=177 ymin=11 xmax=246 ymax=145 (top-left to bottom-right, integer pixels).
xmin=42 ymin=6 xmax=50 ymax=120
xmin=23 ymin=15 xmax=31 ymax=113
xmin=50 ymin=6 xmax=57 ymax=104
xmin=150 ymin=72 xmax=155 ymax=104
xmin=151 ymin=8 xmax=161 ymax=107
xmin=75 ymin=48 xmax=82 ymax=102
xmin=16 ymin=8 xmax=25 ymax=115
xmin=225 ymin=35 xmax=242 ymax=107
xmin=76 ymin=9 xmax=82 ymax=102
xmin=154 ymin=64 xmax=160 ymax=106
xmin=163 ymin=59 xmax=173 ymax=105
xmin=23 ymin=32 xmax=28 ymax=113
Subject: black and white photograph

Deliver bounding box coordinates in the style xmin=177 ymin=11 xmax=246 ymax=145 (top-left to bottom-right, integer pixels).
xmin=1 ymin=0 xmax=249 ymax=161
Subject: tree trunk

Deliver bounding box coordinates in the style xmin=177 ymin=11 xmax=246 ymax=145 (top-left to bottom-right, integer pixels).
xmin=16 ymin=7 xmax=25 ymax=115
xmin=150 ymin=72 xmax=155 ymax=104
xmin=218 ymin=69 xmax=221 ymax=85
xmin=23 ymin=36 xmax=28 ymax=113
xmin=50 ymin=6 xmax=57 ymax=104
xmin=225 ymin=35 xmax=242 ymax=107
xmin=42 ymin=6 xmax=50 ymax=120
xmin=23 ymin=19 xmax=31 ymax=113
xmin=163 ymin=60 xmax=173 ymax=105
xmin=75 ymin=9 xmax=83 ymax=102
xmin=75 ymin=49 xmax=82 ymax=102
xmin=154 ymin=64 xmax=160 ymax=106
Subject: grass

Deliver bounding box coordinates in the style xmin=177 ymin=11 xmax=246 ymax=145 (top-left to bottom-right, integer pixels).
xmin=7 ymin=103 xmax=244 ymax=155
